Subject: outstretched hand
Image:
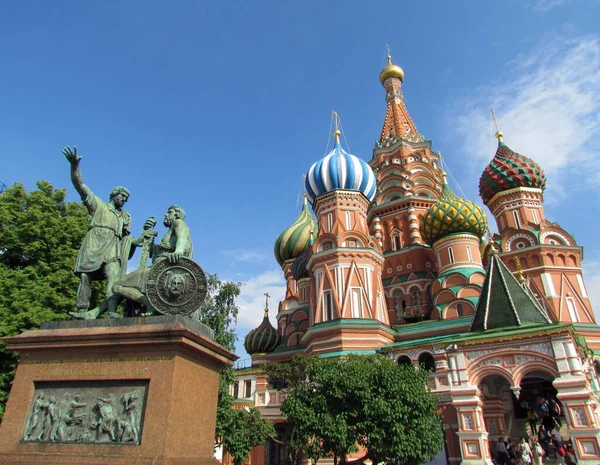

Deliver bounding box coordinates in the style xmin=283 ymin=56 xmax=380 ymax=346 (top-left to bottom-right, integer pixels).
xmin=63 ymin=146 xmax=82 ymax=164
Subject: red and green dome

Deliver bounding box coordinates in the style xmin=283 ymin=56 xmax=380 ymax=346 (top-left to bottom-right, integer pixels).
xmin=244 ymin=309 xmax=281 ymax=355
xmin=479 ymin=139 xmax=546 ymax=205
xmin=420 ymin=182 xmax=488 ymax=246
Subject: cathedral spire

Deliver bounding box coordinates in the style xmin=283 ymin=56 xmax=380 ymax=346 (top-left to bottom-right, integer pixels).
xmin=378 ymin=52 xmax=420 ymax=143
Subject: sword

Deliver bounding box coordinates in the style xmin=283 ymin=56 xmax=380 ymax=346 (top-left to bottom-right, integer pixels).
xmin=138 ymin=217 xmax=158 ymax=270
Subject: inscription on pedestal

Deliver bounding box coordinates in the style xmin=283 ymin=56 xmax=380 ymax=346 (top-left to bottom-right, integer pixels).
xmin=22 ymin=380 xmax=148 ymax=445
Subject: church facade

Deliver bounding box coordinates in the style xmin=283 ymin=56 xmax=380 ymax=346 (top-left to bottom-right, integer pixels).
xmin=235 ymin=56 xmax=600 ymax=465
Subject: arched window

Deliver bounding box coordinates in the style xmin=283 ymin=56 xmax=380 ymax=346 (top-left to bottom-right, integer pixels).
xmin=392 ymin=289 xmax=406 ymax=318
xmin=418 ymin=352 xmax=436 ymax=372
xmin=397 ymin=355 xmax=411 ymax=367
xmin=409 ymin=287 xmax=421 ymax=307
xmin=457 ymin=303 xmax=464 ymax=317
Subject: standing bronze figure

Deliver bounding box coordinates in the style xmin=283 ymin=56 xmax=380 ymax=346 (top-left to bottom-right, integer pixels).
xmin=63 ymin=146 xmax=138 ymax=317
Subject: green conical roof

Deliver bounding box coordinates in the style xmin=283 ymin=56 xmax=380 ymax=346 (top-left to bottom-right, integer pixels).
xmin=471 ymin=250 xmax=552 ymax=332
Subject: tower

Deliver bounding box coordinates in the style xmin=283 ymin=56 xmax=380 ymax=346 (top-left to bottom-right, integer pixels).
xmin=479 ymin=131 xmax=595 ymax=324
xmin=273 ymin=196 xmax=317 ymax=354
xmin=368 ymin=55 xmax=444 ymax=324
xmin=302 ymin=122 xmax=394 ymax=354
xmin=420 ymin=176 xmax=488 ymax=319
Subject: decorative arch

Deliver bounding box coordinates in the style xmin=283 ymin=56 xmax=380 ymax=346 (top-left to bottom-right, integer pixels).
xmin=457 ymin=285 xmax=482 ymax=299
xmin=540 ymin=230 xmax=572 ymax=246
xmin=444 ymin=274 xmax=468 ymax=288
xmin=434 ymin=289 xmax=456 ymax=306
xmin=505 ymin=232 xmax=537 ymax=251
xmin=469 ymin=364 xmax=515 ymax=387
xmin=286 ymin=331 xmax=304 ymax=347
xmin=513 ymin=362 xmax=559 ymax=386
xmin=443 ymin=300 xmax=475 ymax=319
xmin=313 ymin=232 xmax=337 ymax=252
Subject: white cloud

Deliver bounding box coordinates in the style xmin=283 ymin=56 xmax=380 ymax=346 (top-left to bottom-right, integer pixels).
xmin=235 ymin=269 xmax=286 ymax=330
xmin=582 ymin=259 xmax=600 ymax=323
xmin=224 ymin=249 xmax=269 ymax=262
xmin=526 ymin=0 xmax=568 ymax=12
xmin=454 ymin=36 xmax=600 ymax=201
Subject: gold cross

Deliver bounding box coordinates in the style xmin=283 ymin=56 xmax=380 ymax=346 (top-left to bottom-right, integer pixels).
xmin=264 ymin=292 xmax=271 ymax=308
xmin=332 ymin=110 xmax=340 ymax=132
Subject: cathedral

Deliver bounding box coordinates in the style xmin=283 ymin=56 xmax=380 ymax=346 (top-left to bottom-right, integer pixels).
xmin=233 ymin=56 xmax=600 ymax=465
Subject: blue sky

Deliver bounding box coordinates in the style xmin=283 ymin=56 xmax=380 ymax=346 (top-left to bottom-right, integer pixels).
xmin=2 ymin=0 xmax=600 ymax=361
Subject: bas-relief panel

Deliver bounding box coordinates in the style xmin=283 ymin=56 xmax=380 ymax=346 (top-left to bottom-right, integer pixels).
xmin=22 ymin=380 xmax=148 ymax=445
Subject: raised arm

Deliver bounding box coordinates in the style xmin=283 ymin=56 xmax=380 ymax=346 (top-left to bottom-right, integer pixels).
xmin=62 ymin=146 xmax=93 ymax=202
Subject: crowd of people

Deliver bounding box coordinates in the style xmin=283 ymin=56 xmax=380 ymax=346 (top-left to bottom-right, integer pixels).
xmin=493 ymin=395 xmax=577 ymax=465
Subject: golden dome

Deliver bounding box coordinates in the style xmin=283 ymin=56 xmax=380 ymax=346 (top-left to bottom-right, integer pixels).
xmin=379 ymin=55 xmax=404 ymax=85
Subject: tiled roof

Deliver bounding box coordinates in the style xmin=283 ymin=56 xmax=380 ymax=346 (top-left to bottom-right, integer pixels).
xmin=470 ymin=250 xmax=552 ymax=332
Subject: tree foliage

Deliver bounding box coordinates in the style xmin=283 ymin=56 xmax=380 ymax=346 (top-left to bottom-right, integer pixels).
xmin=269 ymin=354 xmax=443 ymax=465
xmin=0 ymin=181 xmax=94 ymax=418
xmin=193 ymin=274 xmax=240 ymax=351
xmin=220 ymin=406 xmax=275 ymax=465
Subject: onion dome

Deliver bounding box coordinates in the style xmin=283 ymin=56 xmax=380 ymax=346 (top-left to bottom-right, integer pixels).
xmin=291 ymin=247 xmax=310 ymax=280
xmin=305 ymin=130 xmax=376 ymax=205
xmin=274 ymin=197 xmax=317 ymax=266
xmin=479 ymin=132 xmax=547 ymax=205
xmin=420 ymin=177 xmax=488 ymax=246
xmin=379 ymin=54 xmax=404 ymax=84
xmin=244 ymin=304 xmax=280 ymax=355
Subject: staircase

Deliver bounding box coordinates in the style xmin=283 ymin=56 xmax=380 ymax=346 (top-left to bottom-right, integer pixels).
xmin=504 ymin=415 xmax=573 ymax=464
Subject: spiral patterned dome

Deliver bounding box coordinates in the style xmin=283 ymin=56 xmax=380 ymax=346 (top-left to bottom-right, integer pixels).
xmin=305 ymin=133 xmax=376 ymax=205
xmin=479 ymin=139 xmax=547 ymax=205
xmin=274 ymin=198 xmax=317 ymax=266
xmin=244 ymin=308 xmax=281 ymax=355
xmin=420 ymin=182 xmax=488 ymax=246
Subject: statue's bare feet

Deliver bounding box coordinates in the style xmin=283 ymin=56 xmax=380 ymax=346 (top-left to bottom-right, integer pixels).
xmin=69 ymin=307 xmax=100 ymax=320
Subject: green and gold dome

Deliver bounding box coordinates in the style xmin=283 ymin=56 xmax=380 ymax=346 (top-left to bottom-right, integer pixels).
xmin=420 ymin=178 xmax=488 ymax=246
xmin=274 ymin=197 xmax=318 ymax=266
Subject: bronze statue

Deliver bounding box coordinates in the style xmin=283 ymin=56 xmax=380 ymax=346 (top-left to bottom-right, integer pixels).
xmin=65 ymin=146 xmax=206 ymax=318
xmin=112 ymin=205 xmax=197 ymax=316
xmin=63 ymin=147 xmax=139 ymax=316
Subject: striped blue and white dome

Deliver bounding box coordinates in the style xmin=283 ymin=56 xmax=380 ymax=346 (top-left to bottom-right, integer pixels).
xmin=305 ymin=138 xmax=377 ymax=204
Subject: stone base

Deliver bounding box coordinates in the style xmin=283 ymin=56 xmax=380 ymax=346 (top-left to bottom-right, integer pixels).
xmin=0 ymin=316 xmax=237 ymax=465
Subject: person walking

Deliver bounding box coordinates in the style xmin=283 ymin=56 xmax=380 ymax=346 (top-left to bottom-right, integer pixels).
xmin=530 ymin=436 xmax=544 ymax=465
xmin=496 ymin=437 xmax=510 ymax=465
xmin=519 ymin=437 xmax=533 ymax=465
xmin=552 ymin=433 xmax=567 ymax=465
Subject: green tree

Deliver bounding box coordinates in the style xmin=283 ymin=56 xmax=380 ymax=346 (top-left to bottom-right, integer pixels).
xmin=0 ymin=181 xmax=93 ymax=418
xmin=220 ymin=406 xmax=275 ymax=465
xmin=272 ymin=354 xmax=443 ymax=465
xmin=266 ymin=355 xmax=318 ymax=465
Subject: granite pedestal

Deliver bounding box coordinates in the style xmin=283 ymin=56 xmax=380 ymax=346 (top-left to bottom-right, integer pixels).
xmin=0 ymin=316 xmax=237 ymax=465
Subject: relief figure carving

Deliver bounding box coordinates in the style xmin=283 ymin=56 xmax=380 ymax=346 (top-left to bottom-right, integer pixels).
xmin=23 ymin=382 xmax=147 ymax=445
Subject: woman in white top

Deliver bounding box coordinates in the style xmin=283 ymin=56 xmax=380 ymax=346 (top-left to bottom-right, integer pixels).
xmin=520 ymin=437 xmax=533 ymax=465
